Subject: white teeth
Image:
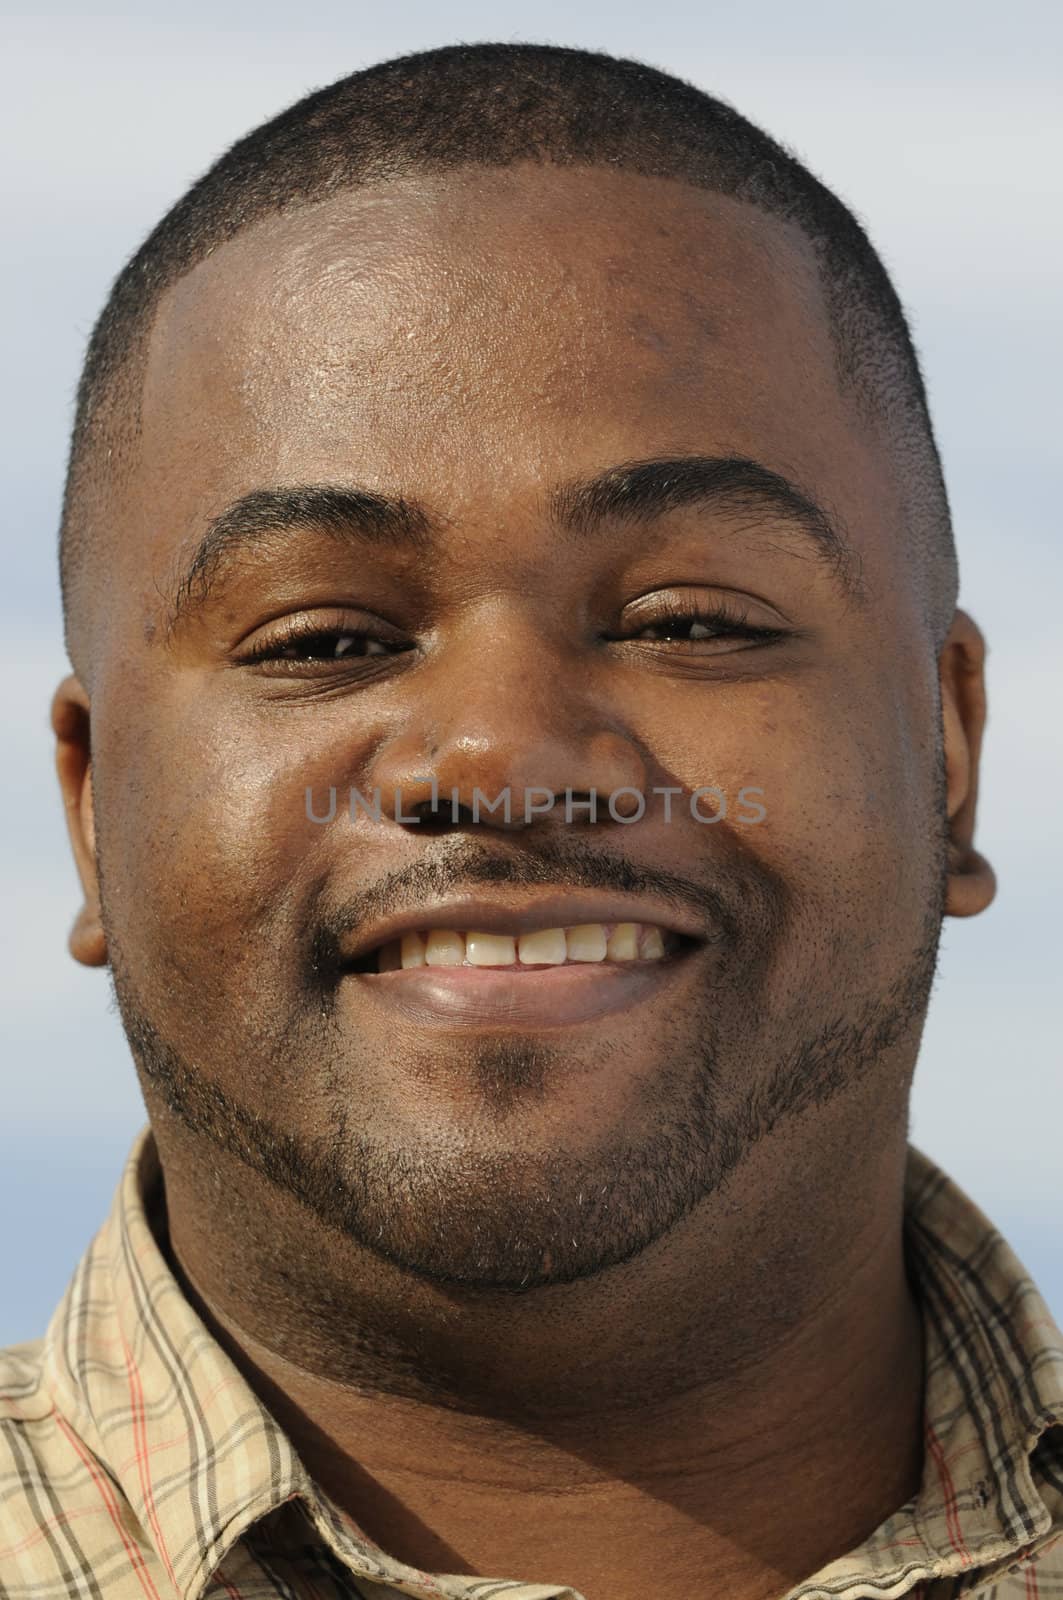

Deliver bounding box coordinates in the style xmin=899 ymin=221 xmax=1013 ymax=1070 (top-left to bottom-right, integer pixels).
xmin=466 ymin=931 xmax=517 ymax=966
xmin=565 ymin=924 xmax=609 ymax=962
xmin=424 ymin=929 xmax=465 ymax=966
xmin=375 ymin=921 xmax=675 ymax=971
xmin=517 ymin=927 xmax=569 ymax=965
xmin=606 ymin=922 xmax=639 ymax=960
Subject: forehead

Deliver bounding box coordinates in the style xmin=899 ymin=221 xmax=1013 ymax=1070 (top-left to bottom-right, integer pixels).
xmin=132 ymin=163 xmax=898 ymax=589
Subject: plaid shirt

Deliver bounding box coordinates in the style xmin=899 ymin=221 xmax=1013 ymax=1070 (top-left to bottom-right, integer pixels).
xmin=2 ymin=1125 xmax=1061 ymax=1600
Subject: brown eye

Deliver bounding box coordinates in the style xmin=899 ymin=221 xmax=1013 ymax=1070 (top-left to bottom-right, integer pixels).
xmin=635 ymin=615 xmax=741 ymax=641
xmin=623 ymin=602 xmax=786 ymax=646
xmin=239 ymin=615 xmax=414 ymax=672
xmin=266 ymin=631 xmax=394 ymax=661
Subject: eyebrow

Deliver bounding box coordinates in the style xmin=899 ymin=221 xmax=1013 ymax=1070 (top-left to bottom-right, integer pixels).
xmin=164 ymin=484 xmax=439 ymax=637
xmin=549 ymin=455 xmax=862 ymax=597
xmin=162 ymin=454 xmax=864 ymax=636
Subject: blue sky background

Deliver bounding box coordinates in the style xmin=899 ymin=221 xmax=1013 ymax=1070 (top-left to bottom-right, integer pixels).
xmin=1 ymin=0 xmax=1060 ymax=1348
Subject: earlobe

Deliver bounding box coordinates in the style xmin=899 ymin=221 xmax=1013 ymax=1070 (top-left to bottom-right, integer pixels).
xmin=51 ymin=674 xmax=108 ymax=968
xmin=69 ymin=900 xmax=107 ymax=967
xmin=940 ymin=611 xmax=997 ymax=919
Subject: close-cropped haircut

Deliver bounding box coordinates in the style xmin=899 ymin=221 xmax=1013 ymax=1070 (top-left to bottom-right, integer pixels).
xmin=58 ymin=40 xmax=958 ymax=666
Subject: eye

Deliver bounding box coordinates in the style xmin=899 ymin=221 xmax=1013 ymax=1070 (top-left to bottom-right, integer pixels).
xmin=615 ymin=593 xmax=788 ymax=649
xmin=238 ymin=614 xmax=414 ymax=672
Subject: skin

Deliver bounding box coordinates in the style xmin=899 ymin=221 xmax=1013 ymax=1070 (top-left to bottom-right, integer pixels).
xmin=51 ymin=163 xmax=995 ymax=1600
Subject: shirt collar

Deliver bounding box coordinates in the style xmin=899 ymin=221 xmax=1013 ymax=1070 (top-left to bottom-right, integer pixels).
xmin=40 ymin=1124 xmax=1063 ymax=1600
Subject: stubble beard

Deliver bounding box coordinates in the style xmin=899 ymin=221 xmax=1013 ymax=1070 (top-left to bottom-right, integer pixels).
xmin=105 ymin=856 xmax=946 ymax=1296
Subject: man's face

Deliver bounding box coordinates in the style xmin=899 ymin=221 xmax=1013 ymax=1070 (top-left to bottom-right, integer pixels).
xmin=73 ymin=165 xmax=961 ymax=1290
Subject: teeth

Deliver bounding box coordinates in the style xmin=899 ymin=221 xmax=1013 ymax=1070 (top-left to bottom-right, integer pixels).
xmin=565 ymin=924 xmax=609 ymax=962
xmin=375 ymin=922 xmax=675 ymax=971
xmin=424 ymin=929 xmax=465 ymax=966
xmin=466 ymin=931 xmax=517 ymax=966
xmin=517 ymin=927 xmax=569 ymax=965
xmin=606 ymin=922 xmax=639 ymax=960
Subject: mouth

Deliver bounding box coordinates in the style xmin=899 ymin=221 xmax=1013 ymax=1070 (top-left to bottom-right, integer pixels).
xmin=338 ymin=896 xmax=707 ymax=1030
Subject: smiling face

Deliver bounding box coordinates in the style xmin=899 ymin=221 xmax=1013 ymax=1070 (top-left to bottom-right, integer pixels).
xmin=56 ymin=163 xmax=992 ymax=1293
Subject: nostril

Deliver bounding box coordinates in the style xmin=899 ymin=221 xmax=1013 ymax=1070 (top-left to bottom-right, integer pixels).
xmin=402 ymin=796 xmax=478 ymax=829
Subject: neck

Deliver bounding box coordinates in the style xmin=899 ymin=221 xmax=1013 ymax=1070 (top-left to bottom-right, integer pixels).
xmin=158 ymin=1098 xmax=925 ymax=1599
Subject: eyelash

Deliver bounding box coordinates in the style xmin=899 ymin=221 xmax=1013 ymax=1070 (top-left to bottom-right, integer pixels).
xmin=241 ymin=615 xmax=408 ymax=666
xmin=240 ymin=598 xmax=787 ymax=669
xmin=613 ymin=596 xmax=787 ymax=647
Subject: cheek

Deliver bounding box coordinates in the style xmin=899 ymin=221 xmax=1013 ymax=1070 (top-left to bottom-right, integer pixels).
xmin=94 ymin=687 xmax=355 ymax=990
xmin=91 ymin=685 xmax=384 ymax=1113
xmin=639 ymin=671 xmax=938 ymax=954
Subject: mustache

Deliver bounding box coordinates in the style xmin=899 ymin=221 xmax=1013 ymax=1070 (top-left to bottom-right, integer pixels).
xmin=308 ymin=833 xmax=749 ymax=976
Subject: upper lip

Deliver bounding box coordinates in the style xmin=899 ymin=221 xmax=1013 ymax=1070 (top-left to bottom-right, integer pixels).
xmin=340 ymin=891 xmax=708 ymax=966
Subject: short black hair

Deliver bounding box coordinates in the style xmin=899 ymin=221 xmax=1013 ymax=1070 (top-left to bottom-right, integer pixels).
xmin=58 ymin=40 xmax=958 ymax=665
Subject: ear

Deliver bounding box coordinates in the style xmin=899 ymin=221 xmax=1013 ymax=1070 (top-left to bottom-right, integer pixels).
xmin=51 ymin=674 xmax=108 ymax=966
xmin=940 ymin=609 xmax=996 ymax=918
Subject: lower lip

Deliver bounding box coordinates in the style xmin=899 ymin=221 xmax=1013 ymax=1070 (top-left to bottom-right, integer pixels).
xmin=344 ymin=954 xmax=694 ymax=1030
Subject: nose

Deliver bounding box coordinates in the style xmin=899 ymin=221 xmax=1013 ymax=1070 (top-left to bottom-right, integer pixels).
xmin=370 ymin=615 xmax=648 ymax=831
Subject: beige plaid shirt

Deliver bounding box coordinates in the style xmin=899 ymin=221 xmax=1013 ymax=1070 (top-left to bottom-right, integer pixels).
xmin=2 ymin=1124 xmax=1061 ymax=1599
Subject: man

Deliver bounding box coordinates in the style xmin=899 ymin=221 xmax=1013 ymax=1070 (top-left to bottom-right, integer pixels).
xmin=2 ymin=38 xmax=1059 ymax=1600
